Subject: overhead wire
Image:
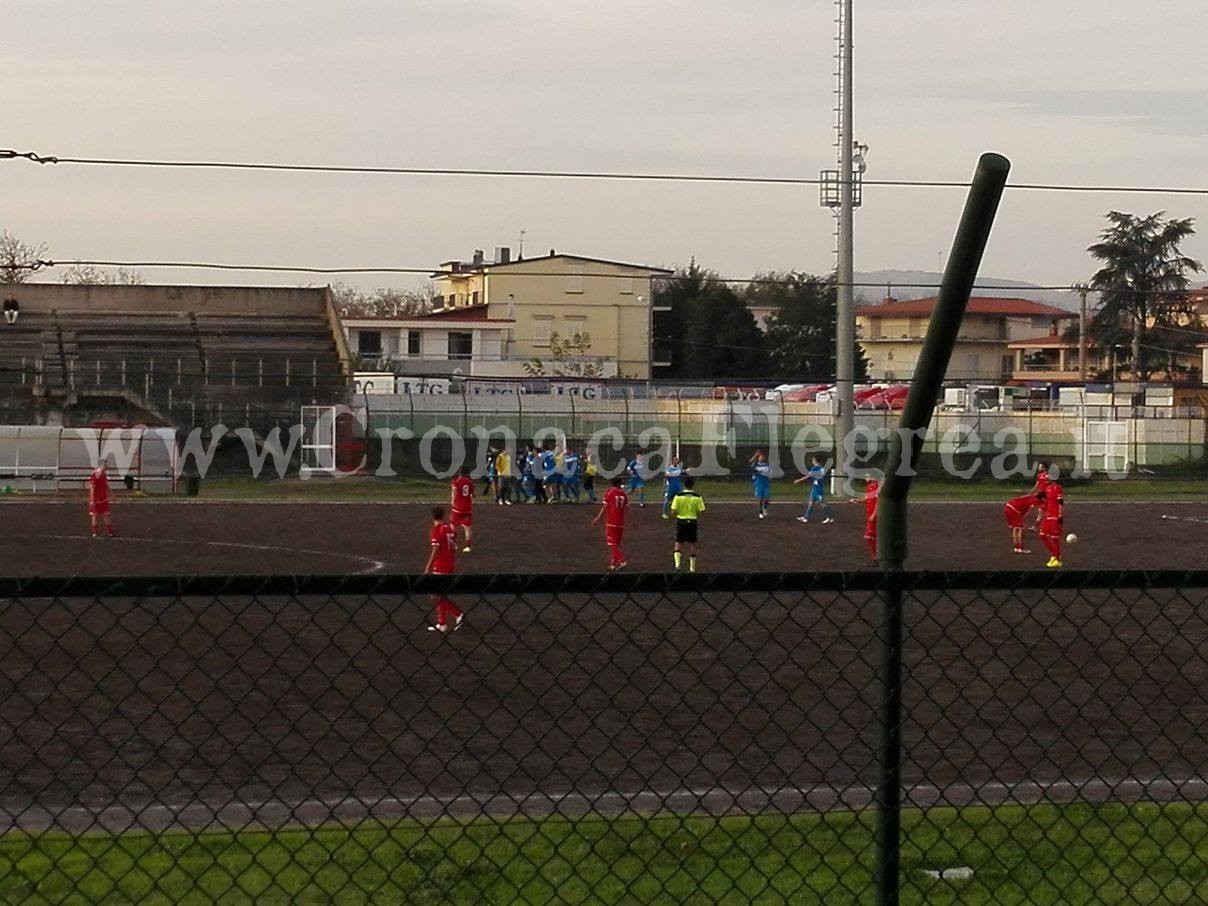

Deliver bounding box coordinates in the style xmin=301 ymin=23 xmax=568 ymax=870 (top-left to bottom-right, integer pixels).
xmin=12 ymin=257 xmax=1206 ymax=297
xmin=6 ymin=148 xmax=1208 ymax=196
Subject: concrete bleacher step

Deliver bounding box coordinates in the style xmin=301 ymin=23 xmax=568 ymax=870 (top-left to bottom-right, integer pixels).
xmin=5 ymin=294 xmax=349 ymax=431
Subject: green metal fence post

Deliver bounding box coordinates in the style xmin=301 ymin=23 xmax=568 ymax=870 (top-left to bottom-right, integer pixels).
xmin=874 ymin=152 xmax=1011 ymax=906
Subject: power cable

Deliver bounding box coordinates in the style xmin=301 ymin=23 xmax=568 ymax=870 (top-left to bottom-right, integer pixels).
xmin=7 ymin=148 xmax=1208 ymax=196
xmin=4 ymin=257 xmax=1165 ymax=294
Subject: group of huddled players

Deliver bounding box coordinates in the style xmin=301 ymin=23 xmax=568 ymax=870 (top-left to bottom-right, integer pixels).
xmin=478 ymin=443 xmax=598 ymax=505
xmin=474 ymin=444 xmax=699 ymax=513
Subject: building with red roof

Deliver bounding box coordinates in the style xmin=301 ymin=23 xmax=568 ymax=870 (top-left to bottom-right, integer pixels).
xmin=856 ymin=296 xmax=1075 ymax=381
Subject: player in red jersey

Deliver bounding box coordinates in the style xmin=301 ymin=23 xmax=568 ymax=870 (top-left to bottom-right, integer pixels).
xmin=87 ymin=461 xmax=117 ymax=538
xmin=1038 ymin=479 xmax=1065 ymax=568
xmin=424 ymin=506 xmax=463 ymax=632
xmin=861 ymin=478 xmax=879 ymax=562
xmin=449 ymin=466 xmax=475 ymax=553
xmin=592 ymin=475 xmax=629 ymax=571
xmin=1003 ymin=491 xmax=1043 ymax=554
xmin=1028 ymin=463 xmax=1051 ymax=532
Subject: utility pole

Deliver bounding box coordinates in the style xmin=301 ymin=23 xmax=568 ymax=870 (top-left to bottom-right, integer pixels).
xmin=1073 ymin=282 xmax=1090 ymax=380
xmin=835 ymin=0 xmax=855 ymax=492
xmin=821 ymin=0 xmax=864 ymax=493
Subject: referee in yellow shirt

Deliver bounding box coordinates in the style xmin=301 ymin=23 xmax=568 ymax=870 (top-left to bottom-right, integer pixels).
xmin=670 ymin=476 xmax=706 ymax=572
xmin=495 ymin=448 xmax=513 ymax=505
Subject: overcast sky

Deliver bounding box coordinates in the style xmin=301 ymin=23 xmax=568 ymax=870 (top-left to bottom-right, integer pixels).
xmin=4 ymin=0 xmax=1207 ymax=291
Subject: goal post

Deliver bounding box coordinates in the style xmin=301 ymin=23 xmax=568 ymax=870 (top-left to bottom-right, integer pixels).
xmin=300 ymin=406 xmax=337 ymax=473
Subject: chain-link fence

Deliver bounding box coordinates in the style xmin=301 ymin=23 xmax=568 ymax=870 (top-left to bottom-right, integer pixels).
xmin=1 ymin=571 xmax=1207 ymax=903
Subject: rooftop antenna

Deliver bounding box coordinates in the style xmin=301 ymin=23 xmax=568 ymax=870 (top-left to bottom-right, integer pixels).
xmin=518 ymin=229 xmax=526 ymax=260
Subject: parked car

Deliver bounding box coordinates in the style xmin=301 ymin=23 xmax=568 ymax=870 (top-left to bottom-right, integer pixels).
xmin=710 ymin=385 xmax=766 ymax=401
xmin=853 ymin=386 xmax=887 ymax=406
xmin=859 ymin=385 xmax=910 ymax=410
xmin=765 ymin=383 xmax=807 ymax=400
xmin=779 ymin=384 xmax=833 ymax=403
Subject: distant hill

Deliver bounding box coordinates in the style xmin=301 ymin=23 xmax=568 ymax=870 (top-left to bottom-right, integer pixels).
xmin=856 ymin=270 xmax=1079 ymax=312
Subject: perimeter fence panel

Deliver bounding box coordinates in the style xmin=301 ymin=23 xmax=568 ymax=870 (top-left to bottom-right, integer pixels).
xmin=899 ymin=571 xmax=1208 ymax=904
xmin=3 ymin=571 xmax=1206 ymax=903
xmin=362 ymin=389 xmax=1206 ymax=476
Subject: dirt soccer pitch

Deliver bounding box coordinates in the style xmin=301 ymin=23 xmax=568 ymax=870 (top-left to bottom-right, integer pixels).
xmin=0 ymin=496 xmax=1205 ymax=575
xmin=2 ymin=497 xmax=1207 ymax=901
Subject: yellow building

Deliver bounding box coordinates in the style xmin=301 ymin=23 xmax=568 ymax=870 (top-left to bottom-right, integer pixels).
xmin=432 ymin=249 xmax=672 ymax=379
xmin=857 ymin=296 xmax=1075 ymax=382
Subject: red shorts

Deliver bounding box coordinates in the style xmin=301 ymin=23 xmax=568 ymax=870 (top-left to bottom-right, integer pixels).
xmin=1003 ymin=505 xmax=1025 ymax=529
xmin=450 ymin=511 xmax=472 ymax=528
xmin=606 ymin=525 xmax=624 ymax=547
xmin=89 ymin=502 xmax=110 ymax=516
xmin=430 ymin=565 xmax=453 ymax=577
xmin=1039 ymin=515 xmax=1062 ymax=537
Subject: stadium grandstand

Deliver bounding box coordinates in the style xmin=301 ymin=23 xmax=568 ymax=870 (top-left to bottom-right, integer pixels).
xmin=0 ymin=283 xmax=352 ymax=435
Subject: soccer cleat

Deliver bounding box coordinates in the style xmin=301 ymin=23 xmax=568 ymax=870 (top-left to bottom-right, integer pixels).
xmin=426 ymin=624 xmax=448 ymax=633
xmin=758 ymin=512 xmax=765 ymax=520
xmin=662 ymin=513 xmax=668 ymax=520
xmin=796 ymin=516 xmax=809 ymax=523
xmin=453 ymin=615 xmax=464 ymax=632
xmin=1014 ymin=547 xmax=1032 ymax=554
xmin=462 ymin=546 xmax=472 ymax=553
xmin=617 ymin=560 xmax=628 ymax=570
xmin=822 ymin=517 xmax=835 ymax=524
xmin=1046 ymin=557 xmax=1062 ymax=568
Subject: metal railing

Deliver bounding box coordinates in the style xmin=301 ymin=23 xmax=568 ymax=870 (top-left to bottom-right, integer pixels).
xmin=2 ymin=570 xmax=1207 ymax=903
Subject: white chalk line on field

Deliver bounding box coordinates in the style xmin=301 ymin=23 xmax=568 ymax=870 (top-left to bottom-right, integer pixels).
xmin=14 ymin=533 xmax=387 ymax=575
xmin=1161 ymin=514 xmax=1208 ymax=525
xmin=3 ymin=774 xmax=1205 ymax=834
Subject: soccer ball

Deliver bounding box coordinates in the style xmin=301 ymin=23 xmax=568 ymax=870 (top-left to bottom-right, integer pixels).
xmin=1065 ymin=533 xmax=1078 ymax=544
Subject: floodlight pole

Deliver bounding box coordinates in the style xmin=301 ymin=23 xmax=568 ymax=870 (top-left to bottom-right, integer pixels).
xmin=834 ymin=0 xmax=856 ymax=493
xmin=873 ymin=152 xmax=1011 ymax=906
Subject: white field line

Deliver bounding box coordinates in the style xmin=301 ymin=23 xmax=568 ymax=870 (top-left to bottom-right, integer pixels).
xmin=16 ymin=533 xmax=386 ymax=575
xmin=3 ymin=775 xmax=1205 ymax=835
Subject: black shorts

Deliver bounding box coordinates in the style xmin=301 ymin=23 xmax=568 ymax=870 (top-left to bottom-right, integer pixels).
xmin=675 ymin=519 xmax=698 ymax=543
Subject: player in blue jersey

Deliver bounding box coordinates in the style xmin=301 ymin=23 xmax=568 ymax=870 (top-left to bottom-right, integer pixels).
xmin=661 ymin=454 xmax=686 ymax=519
xmin=749 ymin=450 xmax=772 ymax=519
xmin=562 ymin=447 xmax=582 ymax=502
xmin=521 ymin=446 xmax=539 ymax=503
xmin=793 ymin=454 xmax=834 ymax=524
xmin=627 ymin=452 xmax=647 ymax=507
xmin=483 ymin=445 xmax=499 ymax=500
xmin=541 ymin=446 xmax=559 ymax=502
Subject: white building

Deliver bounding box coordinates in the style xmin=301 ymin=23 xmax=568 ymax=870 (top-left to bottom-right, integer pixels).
xmin=342 ymin=306 xmax=518 ymax=377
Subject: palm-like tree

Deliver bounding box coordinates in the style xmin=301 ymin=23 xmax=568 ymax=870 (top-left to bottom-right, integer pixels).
xmin=1088 ymin=211 xmax=1202 ymax=380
